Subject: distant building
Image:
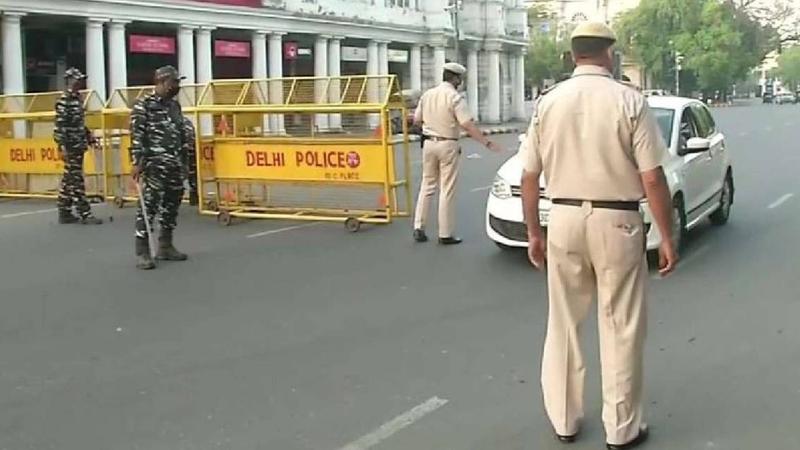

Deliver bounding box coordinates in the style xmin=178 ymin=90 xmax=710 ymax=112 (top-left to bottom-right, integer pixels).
xmin=0 ymin=0 xmax=529 ymax=123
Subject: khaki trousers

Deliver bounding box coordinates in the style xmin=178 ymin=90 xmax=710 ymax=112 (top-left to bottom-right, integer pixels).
xmin=542 ymin=203 xmax=648 ymax=446
xmin=413 ymin=140 xmax=460 ymax=238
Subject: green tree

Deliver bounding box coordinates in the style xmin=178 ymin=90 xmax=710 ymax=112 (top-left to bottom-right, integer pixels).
xmin=525 ymin=2 xmax=569 ymax=89
xmin=616 ymin=0 xmax=774 ymax=96
xmin=778 ymin=46 xmax=800 ymax=89
xmin=525 ymin=31 xmax=567 ymax=88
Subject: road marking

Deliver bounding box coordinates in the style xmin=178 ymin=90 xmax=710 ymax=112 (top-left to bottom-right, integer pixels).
xmin=470 ymin=185 xmax=492 ymax=193
xmin=768 ymin=193 xmax=794 ymax=209
xmin=0 ymin=207 xmax=57 ymax=219
xmin=339 ymin=396 xmax=449 ymax=450
xmin=246 ymin=222 xmax=319 ymax=239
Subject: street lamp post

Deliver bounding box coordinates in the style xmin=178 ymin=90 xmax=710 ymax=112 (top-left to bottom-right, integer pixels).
xmin=675 ymin=52 xmax=684 ymax=96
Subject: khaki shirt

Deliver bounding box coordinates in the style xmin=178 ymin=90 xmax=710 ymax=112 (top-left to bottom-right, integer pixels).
xmin=414 ymin=82 xmax=473 ymax=139
xmin=524 ymin=65 xmax=666 ymax=201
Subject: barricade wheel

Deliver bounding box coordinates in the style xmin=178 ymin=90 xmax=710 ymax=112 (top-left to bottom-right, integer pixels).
xmin=218 ymin=211 xmax=232 ymax=227
xmin=206 ymin=200 xmax=219 ymax=212
xmin=114 ymin=196 xmax=125 ymax=208
xmin=345 ymin=217 xmax=361 ymax=233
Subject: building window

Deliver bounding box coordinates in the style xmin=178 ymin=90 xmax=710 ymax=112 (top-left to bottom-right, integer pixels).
xmin=386 ymin=0 xmax=417 ymax=9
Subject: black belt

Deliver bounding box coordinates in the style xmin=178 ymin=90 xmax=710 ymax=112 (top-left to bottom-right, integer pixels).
xmin=552 ymin=199 xmax=640 ymax=211
xmin=423 ymin=135 xmax=458 ymax=142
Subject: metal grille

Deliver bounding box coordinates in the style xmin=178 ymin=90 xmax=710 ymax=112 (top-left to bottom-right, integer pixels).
xmin=489 ymin=215 xmax=528 ymax=242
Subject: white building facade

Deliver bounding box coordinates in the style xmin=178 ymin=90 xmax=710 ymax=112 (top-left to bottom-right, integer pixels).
xmin=0 ymin=0 xmax=529 ymax=123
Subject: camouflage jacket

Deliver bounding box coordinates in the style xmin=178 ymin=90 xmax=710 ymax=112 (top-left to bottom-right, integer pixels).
xmin=182 ymin=118 xmax=197 ymax=179
xmin=53 ymin=90 xmax=90 ymax=152
xmin=130 ymin=93 xmax=190 ymax=168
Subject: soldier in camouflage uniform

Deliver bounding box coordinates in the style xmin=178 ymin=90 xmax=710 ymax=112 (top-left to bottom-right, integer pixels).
xmin=130 ymin=66 xmax=190 ymax=270
xmin=182 ymin=117 xmax=199 ymax=206
xmin=54 ymin=67 xmax=103 ymax=225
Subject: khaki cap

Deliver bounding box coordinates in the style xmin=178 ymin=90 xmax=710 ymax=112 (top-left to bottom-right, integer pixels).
xmin=571 ymin=21 xmax=617 ymax=42
xmin=443 ymin=62 xmax=467 ymax=75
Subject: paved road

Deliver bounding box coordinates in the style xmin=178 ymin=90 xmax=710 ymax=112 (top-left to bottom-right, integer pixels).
xmin=1 ymin=102 xmax=799 ymax=450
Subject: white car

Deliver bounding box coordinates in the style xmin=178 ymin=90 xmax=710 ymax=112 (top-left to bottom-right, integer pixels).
xmin=486 ymin=96 xmax=734 ymax=256
xmin=775 ymin=92 xmax=795 ymax=105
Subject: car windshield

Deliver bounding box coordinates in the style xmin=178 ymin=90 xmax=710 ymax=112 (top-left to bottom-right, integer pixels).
xmin=651 ymin=108 xmax=674 ymax=147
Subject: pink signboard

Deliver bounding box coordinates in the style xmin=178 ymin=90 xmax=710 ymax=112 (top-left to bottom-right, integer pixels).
xmin=215 ymin=40 xmax=251 ymax=58
xmin=129 ymin=35 xmax=176 ymax=55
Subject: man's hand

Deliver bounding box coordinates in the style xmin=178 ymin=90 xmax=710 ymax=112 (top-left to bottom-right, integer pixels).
xmin=131 ymin=165 xmax=143 ymax=183
xmin=486 ymin=141 xmax=503 ymax=153
xmin=658 ymin=240 xmax=678 ymax=277
xmin=527 ymin=232 xmax=547 ymax=270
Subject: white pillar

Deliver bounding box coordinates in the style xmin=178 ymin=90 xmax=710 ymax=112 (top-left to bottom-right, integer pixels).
xmin=86 ymin=18 xmax=107 ymax=100
xmin=251 ymin=31 xmax=268 ymax=79
xmin=107 ymin=20 xmax=129 ymax=95
xmin=178 ymin=25 xmax=196 ymax=85
xmin=2 ymin=13 xmax=27 ymax=137
xmin=410 ymin=45 xmax=422 ymax=92
xmin=328 ymin=36 xmax=343 ymax=130
xmin=377 ymin=41 xmax=390 ymax=107
xmin=433 ymin=46 xmax=446 ymax=84
xmin=251 ymin=30 xmax=269 ymax=134
xmin=196 ymin=27 xmax=214 ymax=136
xmin=513 ymin=50 xmax=526 ymax=120
xmin=486 ymin=48 xmax=501 ymax=124
xmin=196 ymin=27 xmax=214 ymax=84
xmin=268 ymin=32 xmax=285 ymax=134
xmin=314 ymin=35 xmax=330 ymax=132
xmin=378 ymin=41 xmax=389 ymax=76
xmin=367 ymin=40 xmax=380 ymax=128
xmin=467 ymin=45 xmax=479 ymax=121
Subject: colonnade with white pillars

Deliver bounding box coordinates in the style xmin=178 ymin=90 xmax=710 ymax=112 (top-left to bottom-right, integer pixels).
xmin=0 ymin=13 xmax=528 ymax=131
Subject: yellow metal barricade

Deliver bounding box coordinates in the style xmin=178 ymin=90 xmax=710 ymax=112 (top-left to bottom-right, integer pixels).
xmin=102 ymin=84 xmax=203 ymax=207
xmin=194 ymin=75 xmax=412 ymax=231
xmin=0 ymin=90 xmax=105 ymax=200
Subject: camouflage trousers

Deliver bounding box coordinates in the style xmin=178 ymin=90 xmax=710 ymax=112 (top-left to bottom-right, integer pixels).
xmin=57 ymin=149 xmax=91 ymax=218
xmin=135 ymin=162 xmax=184 ymax=238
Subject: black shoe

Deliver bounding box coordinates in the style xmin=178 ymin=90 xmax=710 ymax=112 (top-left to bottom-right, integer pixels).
xmin=58 ymin=214 xmax=80 ymax=224
xmin=413 ymin=229 xmax=428 ymax=243
xmin=156 ymin=230 xmax=188 ymax=261
xmin=555 ymin=429 xmax=579 ymax=443
xmin=135 ymin=237 xmax=156 ymax=270
xmin=607 ymin=425 xmax=649 ymax=450
xmin=438 ymin=236 xmax=463 ymax=245
xmin=80 ymin=215 xmax=103 ymax=225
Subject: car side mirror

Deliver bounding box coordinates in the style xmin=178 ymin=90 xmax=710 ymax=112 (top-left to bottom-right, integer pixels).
xmin=679 ymin=137 xmax=711 ymax=156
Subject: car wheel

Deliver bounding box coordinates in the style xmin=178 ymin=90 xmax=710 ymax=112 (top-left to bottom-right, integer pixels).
xmin=672 ymin=197 xmax=687 ymax=251
xmin=710 ymin=173 xmax=733 ymax=226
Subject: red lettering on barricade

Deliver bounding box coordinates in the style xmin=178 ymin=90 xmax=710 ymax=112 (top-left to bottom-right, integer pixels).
xmin=10 ymin=148 xmax=36 ymax=162
xmin=247 ymin=150 xmax=287 ymax=168
xmin=201 ymin=145 xmax=215 ymax=161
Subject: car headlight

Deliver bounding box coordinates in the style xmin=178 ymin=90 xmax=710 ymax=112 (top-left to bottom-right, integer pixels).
xmin=491 ymin=175 xmax=512 ymax=199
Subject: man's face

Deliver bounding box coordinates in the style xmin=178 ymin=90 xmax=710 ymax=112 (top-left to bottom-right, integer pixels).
xmin=157 ymin=77 xmax=181 ymax=98
xmin=67 ymin=77 xmax=83 ymax=92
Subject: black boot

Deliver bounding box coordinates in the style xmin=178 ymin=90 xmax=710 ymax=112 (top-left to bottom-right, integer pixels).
xmin=58 ymin=212 xmax=79 ymax=224
xmin=156 ymin=229 xmax=188 ymax=261
xmin=80 ymin=214 xmax=103 ymax=225
xmin=135 ymin=237 xmax=156 ymax=270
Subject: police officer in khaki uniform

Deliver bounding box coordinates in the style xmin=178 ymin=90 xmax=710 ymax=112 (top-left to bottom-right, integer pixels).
xmin=412 ymin=62 xmax=502 ymax=244
xmin=520 ymin=22 xmax=678 ymax=449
